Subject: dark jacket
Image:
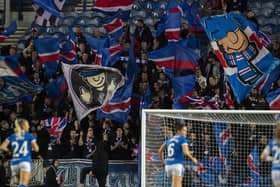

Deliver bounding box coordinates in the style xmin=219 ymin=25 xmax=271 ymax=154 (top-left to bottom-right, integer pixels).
xmin=92 ymin=139 xmax=110 ymax=174
xmin=45 ymin=165 xmax=59 ymax=187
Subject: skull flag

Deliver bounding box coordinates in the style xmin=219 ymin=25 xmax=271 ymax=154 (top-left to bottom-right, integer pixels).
xmin=201 ymin=13 xmax=280 ymax=103
xmin=61 ymin=63 xmax=125 ymax=121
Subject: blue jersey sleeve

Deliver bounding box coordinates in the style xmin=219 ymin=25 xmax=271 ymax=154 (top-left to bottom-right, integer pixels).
xmin=28 ymin=133 xmax=36 ymax=143
xmin=180 ymin=137 xmax=188 ymax=146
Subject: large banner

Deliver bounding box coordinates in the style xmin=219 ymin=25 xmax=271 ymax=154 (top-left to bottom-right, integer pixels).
xmin=28 ymin=159 xmax=138 ymax=187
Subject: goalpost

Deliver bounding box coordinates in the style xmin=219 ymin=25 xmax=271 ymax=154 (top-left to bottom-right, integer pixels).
xmin=141 ymin=110 xmax=280 ymax=187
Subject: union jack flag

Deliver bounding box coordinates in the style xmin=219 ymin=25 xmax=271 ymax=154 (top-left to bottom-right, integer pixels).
xmin=44 ymin=116 xmax=67 ymax=142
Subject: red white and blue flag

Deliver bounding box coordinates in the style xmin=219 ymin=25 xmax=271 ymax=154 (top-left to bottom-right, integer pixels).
xmin=104 ymin=13 xmax=124 ymax=39
xmin=60 ymin=27 xmax=78 ymax=64
xmin=0 ymin=21 xmax=17 ymax=42
xmin=165 ymin=0 xmax=183 ymax=42
xmin=201 ymin=13 xmax=280 ymax=103
xmin=214 ymin=123 xmax=232 ymax=165
xmin=94 ymin=0 xmax=133 ymax=12
xmin=266 ymin=88 xmax=280 ymax=110
xmin=84 ymin=34 xmax=108 ymax=61
xmin=44 ymin=116 xmax=67 ymax=142
xmin=34 ymin=37 xmax=60 ymax=64
xmin=148 ymin=43 xmax=197 ymax=71
xmin=180 ymin=95 xmax=220 ymax=109
xmin=96 ymin=38 xmax=137 ymax=123
xmin=242 ymin=146 xmax=260 ymax=186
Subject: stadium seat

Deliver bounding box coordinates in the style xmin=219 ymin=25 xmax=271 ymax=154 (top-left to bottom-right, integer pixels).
xmin=87 ymin=17 xmax=101 ymax=27
xmin=262 ymin=2 xmax=275 ymax=10
xmin=131 ymin=10 xmax=147 ymax=18
xmin=74 ymin=16 xmax=91 ymax=27
xmin=62 ymin=16 xmax=76 ymax=26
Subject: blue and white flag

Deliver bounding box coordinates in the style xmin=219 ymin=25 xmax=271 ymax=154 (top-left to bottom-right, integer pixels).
xmin=32 ymin=0 xmax=65 ymax=26
xmin=201 ymin=13 xmax=280 ymax=103
xmin=0 ymin=21 xmax=17 ymax=42
xmin=266 ymin=88 xmax=280 ymax=110
xmin=0 ymin=55 xmax=41 ymax=104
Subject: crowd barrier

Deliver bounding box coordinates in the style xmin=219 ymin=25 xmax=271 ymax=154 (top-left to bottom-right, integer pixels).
xmin=27 ymin=159 xmax=138 ymax=187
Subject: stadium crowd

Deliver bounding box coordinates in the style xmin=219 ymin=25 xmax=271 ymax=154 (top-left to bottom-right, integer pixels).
xmin=0 ymin=0 xmax=279 ymax=159
xmin=0 ymin=0 xmax=280 ymax=185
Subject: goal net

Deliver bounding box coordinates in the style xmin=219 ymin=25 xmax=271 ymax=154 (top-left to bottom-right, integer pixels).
xmin=141 ymin=110 xmax=280 ymax=187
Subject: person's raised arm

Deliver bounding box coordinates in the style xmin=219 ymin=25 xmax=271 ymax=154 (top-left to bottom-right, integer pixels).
xmin=78 ymin=131 xmax=84 ymax=146
xmin=158 ymin=143 xmax=166 ymax=168
xmin=31 ymin=141 xmax=39 ymax=153
xmin=182 ymin=144 xmax=198 ymax=165
xmin=0 ymin=139 xmax=10 ymax=153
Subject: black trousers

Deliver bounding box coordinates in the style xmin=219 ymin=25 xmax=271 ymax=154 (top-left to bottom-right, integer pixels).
xmin=80 ymin=167 xmax=107 ymax=187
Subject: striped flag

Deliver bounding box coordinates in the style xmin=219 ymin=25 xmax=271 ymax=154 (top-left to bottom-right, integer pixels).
xmin=32 ymin=0 xmax=65 ymax=26
xmin=104 ymin=13 xmax=124 ymax=39
xmin=94 ymin=0 xmax=133 ymax=12
xmin=266 ymin=88 xmax=280 ymax=110
xmin=34 ymin=37 xmax=60 ymax=64
xmin=60 ymin=27 xmax=78 ymax=64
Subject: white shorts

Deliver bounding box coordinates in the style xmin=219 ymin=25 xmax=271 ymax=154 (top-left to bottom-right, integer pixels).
xmin=11 ymin=161 xmax=32 ymax=176
xmin=272 ymin=170 xmax=280 ymax=186
xmin=165 ymin=164 xmax=185 ymax=177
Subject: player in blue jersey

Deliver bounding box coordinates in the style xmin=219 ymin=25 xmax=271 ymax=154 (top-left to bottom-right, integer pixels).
xmin=0 ymin=118 xmax=39 ymax=187
xmin=261 ymin=122 xmax=280 ymax=187
xmin=158 ymin=124 xmax=198 ymax=187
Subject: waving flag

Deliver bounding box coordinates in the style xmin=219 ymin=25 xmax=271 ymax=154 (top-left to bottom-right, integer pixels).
xmin=104 ymin=13 xmax=124 ymax=39
xmin=60 ymin=27 xmax=78 ymax=64
xmin=266 ymin=88 xmax=280 ymax=110
xmin=180 ymin=1 xmax=203 ymax=33
xmin=44 ymin=116 xmax=67 ymax=142
xmin=148 ymin=43 xmax=197 ymax=109
xmin=96 ymin=38 xmax=137 ymax=123
xmin=0 ymin=55 xmax=41 ymax=104
xmin=213 ymin=123 xmax=232 ymax=165
xmin=180 ymin=95 xmax=220 ymax=109
xmin=0 ymin=21 xmax=17 ymax=42
xmin=94 ymin=38 xmax=122 ymax=67
xmin=165 ymin=0 xmax=183 ymax=42
xmin=148 ymin=43 xmax=197 ymax=71
xmin=32 ymin=0 xmax=65 ymax=26
xmin=94 ymin=0 xmax=133 ymax=12
xmin=241 ymin=146 xmax=259 ymax=187
xmin=148 ymin=44 xmax=175 ymax=67
xmin=61 ymin=63 xmax=125 ymax=121
xmin=201 ymin=13 xmax=280 ymax=103
xmin=84 ymin=34 xmax=108 ymax=58
xmin=34 ymin=37 xmax=60 ymax=64
xmin=198 ymin=156 xmax=223 ymax=185
xmin=45 ymin=76 xmax=67 ymax=98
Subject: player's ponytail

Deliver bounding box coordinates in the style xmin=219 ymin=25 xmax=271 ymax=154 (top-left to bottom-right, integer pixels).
xmin=14 ymin=118 xmax=26 ymax=136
